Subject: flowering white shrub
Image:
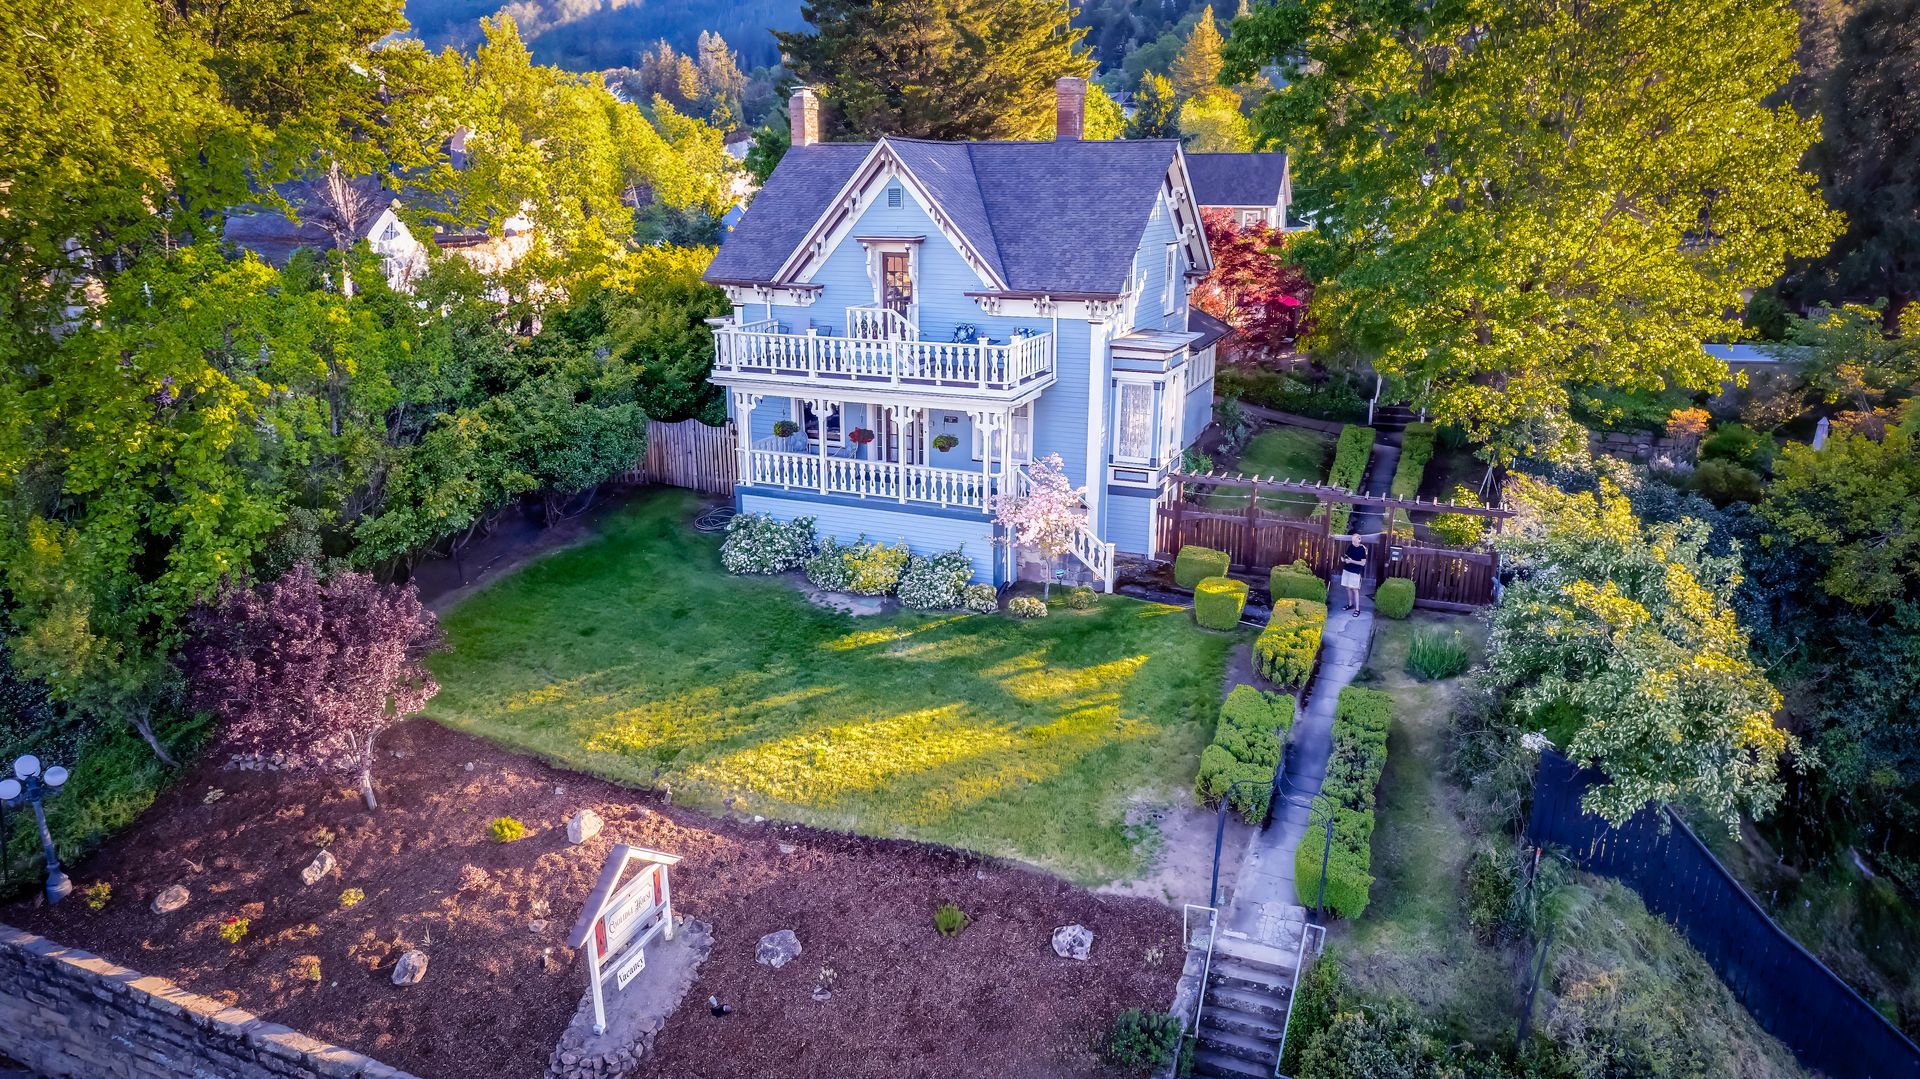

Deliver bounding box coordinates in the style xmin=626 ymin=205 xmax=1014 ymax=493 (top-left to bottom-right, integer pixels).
xmin=898 ymin=550 xmax=975 ymax=610
xmin=720 ymin=513 xmax=816 ymax=574
xmin=963 ymin=584 xmax=1000 ymax=613
xmin=1006 ymin=596 xmax=1049 ymax=619
xmin=804 ymin=537 xmax=857 ymax=591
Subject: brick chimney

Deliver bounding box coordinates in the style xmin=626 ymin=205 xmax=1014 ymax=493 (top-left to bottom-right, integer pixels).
xmin=1054 ymin=76 xmax=1086 ymax=141
xmin=790 ymin=87 xmax=821 ymax=148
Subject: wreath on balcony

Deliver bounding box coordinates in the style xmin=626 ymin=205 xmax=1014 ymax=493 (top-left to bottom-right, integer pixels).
xmin=848 ymin=428 xmax=876 ymax=445
xmin=932 ymin=434 xmax=959 ymax=453
xmin=772 ymin=420 xmax=799 ymax=438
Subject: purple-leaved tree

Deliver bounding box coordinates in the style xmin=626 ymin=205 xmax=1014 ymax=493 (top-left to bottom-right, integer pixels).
xmin=186 ymin=563 xmax=442 ymax=810
xmin=989 ymin=453 xmax=1088 ymax=599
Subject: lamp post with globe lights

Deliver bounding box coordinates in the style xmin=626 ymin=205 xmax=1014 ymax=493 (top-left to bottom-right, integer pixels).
xmin=0 ymin=754 xmax=72 ymax=905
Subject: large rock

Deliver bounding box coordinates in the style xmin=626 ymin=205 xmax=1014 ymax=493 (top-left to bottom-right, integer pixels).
xmin=300 ymin=850 xmax=337 ymax=886
xmin=1052 ymin=924 xmax=1093 ymax=961
xmin=391 ymin=949 xmax=430 ymax=986
xmin=756 ymin=929 xmax=802 ymax=969
xmin=566 ymin=809 xmax=604 ymax=845
xmin=151 ymin=885 xmax=189 ymax=913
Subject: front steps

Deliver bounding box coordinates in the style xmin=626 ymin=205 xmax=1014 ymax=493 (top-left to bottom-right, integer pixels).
xmin=1192 ymin=932 xmax=1299 ymax=1078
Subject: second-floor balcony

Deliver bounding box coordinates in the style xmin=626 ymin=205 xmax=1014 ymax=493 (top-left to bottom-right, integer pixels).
xmin=711 ymin=306 xmax=1056 ymax=399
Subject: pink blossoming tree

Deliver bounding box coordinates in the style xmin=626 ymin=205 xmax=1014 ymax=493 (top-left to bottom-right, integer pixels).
xmin=186 ymin=563 xmax=442 ymax=810
xmin=990 ymin=453 xmax=1087 ymax=598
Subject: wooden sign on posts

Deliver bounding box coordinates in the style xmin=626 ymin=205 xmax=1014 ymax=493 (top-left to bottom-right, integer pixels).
xmin=566 ymin=845 xmax=683 ymax=1036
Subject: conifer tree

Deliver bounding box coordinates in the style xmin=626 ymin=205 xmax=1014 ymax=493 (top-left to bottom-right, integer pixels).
xmin=1170 ymin=6 xmax=1228 ymax=101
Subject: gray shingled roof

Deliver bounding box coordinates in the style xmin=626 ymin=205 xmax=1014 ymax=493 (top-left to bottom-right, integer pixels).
xmin=1188 ymin=308 xmax=1233 ymax=352
xmin=707 ymin=138 xmax=1185 ymax=297
xmin=1184 ymin=152 xmax=1288 ymax=209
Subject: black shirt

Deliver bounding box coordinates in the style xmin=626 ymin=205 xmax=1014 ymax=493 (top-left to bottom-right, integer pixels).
xmin=1343 ymin=542 xmax=1367 ymax=573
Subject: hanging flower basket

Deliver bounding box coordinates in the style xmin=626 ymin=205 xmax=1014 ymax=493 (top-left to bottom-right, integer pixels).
xmin=772 ymin=420 xmax=799 ymax=438
xmin=848 ymin=428 xmax=876 ymax=445
xmin=932 ymin=434 xmax=960 ymax=453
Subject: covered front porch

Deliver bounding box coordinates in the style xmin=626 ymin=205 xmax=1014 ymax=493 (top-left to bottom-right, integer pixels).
xmin=730 ymin=391 xmax=1031 ymax=514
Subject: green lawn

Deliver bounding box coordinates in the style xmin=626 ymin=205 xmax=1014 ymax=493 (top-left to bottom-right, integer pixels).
xmin=1204 ymin=427 xmax=1332 ymax=518
xmin=427 ymin=491 xmax=1237 ymax=883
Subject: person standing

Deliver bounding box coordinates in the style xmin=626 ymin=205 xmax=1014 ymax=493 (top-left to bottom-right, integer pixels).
xmin=1339 ymin=534 xmax=1369 ymax=611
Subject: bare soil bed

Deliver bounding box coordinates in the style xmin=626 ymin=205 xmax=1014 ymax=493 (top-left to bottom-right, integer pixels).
xmin=7 ymin=720 xmax=1182 ymax=1079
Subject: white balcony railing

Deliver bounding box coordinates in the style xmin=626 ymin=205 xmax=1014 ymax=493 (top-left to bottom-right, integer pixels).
xmin=845 ymin=304 xmax=917 ymax=341
xmin=745 ymin=449 xmax=997 ymax=511
xmin=714 ymin=323 xmax=1055 ymax=395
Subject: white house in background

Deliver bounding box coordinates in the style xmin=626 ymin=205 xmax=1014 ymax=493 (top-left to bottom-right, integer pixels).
xmin=1185 ymin=152 xmax=1293 ymax=229
xmin=700 ymin=80 xmax=1233 ymax=590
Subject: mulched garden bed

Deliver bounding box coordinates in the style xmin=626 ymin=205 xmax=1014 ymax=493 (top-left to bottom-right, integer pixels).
xmin=6 ymin=720 xmax=1182 ymax=1079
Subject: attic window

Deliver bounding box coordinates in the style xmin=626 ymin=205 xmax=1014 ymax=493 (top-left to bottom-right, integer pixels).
xmin=886 ymin=187 xmax=903 ymax=209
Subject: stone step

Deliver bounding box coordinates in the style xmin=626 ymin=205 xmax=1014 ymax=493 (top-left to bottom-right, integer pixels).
xmin=1213 ymin=933 xmax=1300 ymax=974
xmin=1192 ymin=1046 xmax=1271 ymax=1078
xmin=1207 ymin=956 xmax=1294 ymax=994
xmin=1202 ymin=1002 xmax=1287 ymax=1043
xmin=1197 ymin=1024 xmax=1280 ymax=1067
xmin=1205 ymin=983 xmax=1291 ymax=1024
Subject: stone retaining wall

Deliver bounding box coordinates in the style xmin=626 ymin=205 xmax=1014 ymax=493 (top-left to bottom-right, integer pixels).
xmin=0 ymin=923 xmax=417 ymax=1079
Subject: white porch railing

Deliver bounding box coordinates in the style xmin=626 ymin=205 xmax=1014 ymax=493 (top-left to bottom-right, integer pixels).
xmin=745 ymin=449 xmax=995 ymax=511
xmin=713 ymin=323 xmax=1055 ymax=395
xmin=845 ymin=304 xmax=917 ymax=341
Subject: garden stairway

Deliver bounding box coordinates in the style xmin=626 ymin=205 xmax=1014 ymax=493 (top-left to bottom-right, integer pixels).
xmin=1192 ymin=929 xmax=1303 ymax=1078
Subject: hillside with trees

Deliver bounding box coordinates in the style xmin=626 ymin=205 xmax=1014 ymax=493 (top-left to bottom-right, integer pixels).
xmin=403 ymin=0 xmax=805 ymax=70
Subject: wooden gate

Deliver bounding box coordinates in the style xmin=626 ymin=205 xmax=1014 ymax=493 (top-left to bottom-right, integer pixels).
xmin=1157 ymin=502 xmax=1340 ymax=576
xmin=1371 ymin=538 xmax=1496 ymax=610
xmin=621 ymin=418 xmax=737 ymax=495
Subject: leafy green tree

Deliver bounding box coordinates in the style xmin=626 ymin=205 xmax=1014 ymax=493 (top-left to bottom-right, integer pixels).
xmin=1784 ymin=302 xmax=1920 ymax=432
xmin=1804 ymin=0 xmax=1920 ymax=318
xmin=745 ymin=107 xmax=791 ymax=186
xmin=1490 ymin=477 xmax=1795 ymax=830
xmin=1127 ymin=73 xmax=1179 ymax=138
xmin=776 ymin=0 xmax=1096 ymax=140
xmin=1170 ymin=5 xmax=1228 ymax=101
xmin=1074 ymin=83 xmax=1127 ymax=139
xmin=1224 ymin=0 xmax=1842 ymax=460
xmin=1178 ymin=89 xmax=1253 ymax=152
xmin=1762 ymin=414 xmax=1920 ymax=607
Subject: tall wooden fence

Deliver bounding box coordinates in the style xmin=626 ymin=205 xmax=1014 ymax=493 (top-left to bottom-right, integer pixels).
xmin=621 ymin=418 xmax=737 ymax=495
xmin=1156 ymin=501 xmax=1499 ymax=608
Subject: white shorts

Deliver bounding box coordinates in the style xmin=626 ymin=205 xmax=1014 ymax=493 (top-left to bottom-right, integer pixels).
xmin=1339 ymin=570 xmax=1362 ymax=589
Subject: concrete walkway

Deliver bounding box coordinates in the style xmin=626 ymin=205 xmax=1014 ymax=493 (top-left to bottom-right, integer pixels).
xmin=1223 ymin=439 xmax=1397 ymax=942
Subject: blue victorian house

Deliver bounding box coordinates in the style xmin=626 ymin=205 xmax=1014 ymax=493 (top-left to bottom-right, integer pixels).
xmin=702 ymin=79 xmax=1234 ymax=590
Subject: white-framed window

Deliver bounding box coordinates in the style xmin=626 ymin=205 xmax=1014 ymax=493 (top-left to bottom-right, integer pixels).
xmin=1113 ymin=381 xmax=1156 ymax=463
xmin=378 ymin=219 xmax=403 ymax=244
xmin=791 ymin=398 xmax=843 ymax=445
xmin=1162 ymin=243 xmax=1179 ymax=316
xmin=1239 ymin=209 xmax=1263 ymax=227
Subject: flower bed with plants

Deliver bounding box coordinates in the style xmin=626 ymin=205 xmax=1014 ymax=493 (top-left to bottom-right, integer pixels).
xmin=1195 ymin=685 xmax=1296 ymax=822
xmin=1295 ymin=687 xmax=1392 ymax=918
xmin=723 ymin=512 xmax=976 ymax=610
xmin=1253 ymin=598 xmax=1328 ymax=688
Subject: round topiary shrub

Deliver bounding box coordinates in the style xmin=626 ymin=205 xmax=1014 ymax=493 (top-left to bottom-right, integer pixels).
xmin=1065 ymin=585 xmax=1097 ymax=610
xmin=1374 ymin=577 xmax=1415 ymax=619
xmin=1006 ymin=596 xmax=1049 ymax=619
xmin=1194 ymin=576 xmax=1249 ymax=630
xmin=963 ymin=583 xmax=1000 ymax=613
xmin=1269 ymin=559 xmax=1327 ymax=603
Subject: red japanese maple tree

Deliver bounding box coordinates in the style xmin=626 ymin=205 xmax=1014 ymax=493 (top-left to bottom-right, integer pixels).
xmin=186 ymin=563 xmax=442 ymax=809
xmin=1191 ymin=209 xmax=1313 ymax=361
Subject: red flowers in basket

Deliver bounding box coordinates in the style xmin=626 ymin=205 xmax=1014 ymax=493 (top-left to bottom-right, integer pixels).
xmin=848 ymin=428 xmax=876 ymax=445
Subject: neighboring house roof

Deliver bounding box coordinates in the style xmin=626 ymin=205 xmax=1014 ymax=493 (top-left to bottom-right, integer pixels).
xmin=1185 ymin=152 xmax=1289 ymax=209
xmin=224 ymin=174 xmax=399 ymax=267
xmin=1188 ymin=308 xmax=1233 ymax=352
xmin=1704 ymin=342 xmax=1812 ymax=366
xmin=707 ymin=138 xmax=1190 ymax=297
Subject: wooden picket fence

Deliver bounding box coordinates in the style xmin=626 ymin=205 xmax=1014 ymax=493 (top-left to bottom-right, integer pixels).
xmin=620 ymin=418 xmax=737 ymax=495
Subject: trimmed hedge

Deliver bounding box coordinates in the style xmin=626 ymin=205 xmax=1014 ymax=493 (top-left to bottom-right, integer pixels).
xmin=1295 ymin=688 xmax=1392 ymax=918
xmin=1194 ymin=576 xmax=1249 ymax=630
xmin=1374 ymin=577 xmax=1415 ymax=619
xmin=1253 ymin=598 xmax=1327 ymax=687
xmin=1387 ymin=423 xmax=1436 ymax=538
xmin=1196 ymin=685 xmax=1297 ymax=823
xmin=1174 ymin=545 xmax=1231 ymax=589
xmin=1269 ymin=559 xmax=1328 ymax=604
xmin=1065 ymin=585 xmax=1097 ymax=610
xmin=1324 ymin=425 xmax=1376 ymax=533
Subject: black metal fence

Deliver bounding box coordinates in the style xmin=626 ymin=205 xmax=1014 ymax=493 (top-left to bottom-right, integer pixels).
xmin=1526 ymin=751 xmax=1920 ymax=1079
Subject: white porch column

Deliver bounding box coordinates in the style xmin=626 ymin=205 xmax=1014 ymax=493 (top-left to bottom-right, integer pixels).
xmin=888 ymin=404 xmax=918 ymax=504
xmin=809 ymin=398 xmax=837 ymax=495
xmin=732 ymin=390 xmax=762 ymax=489
xmin=971 ymin=409 xmax=1004 ymax=515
